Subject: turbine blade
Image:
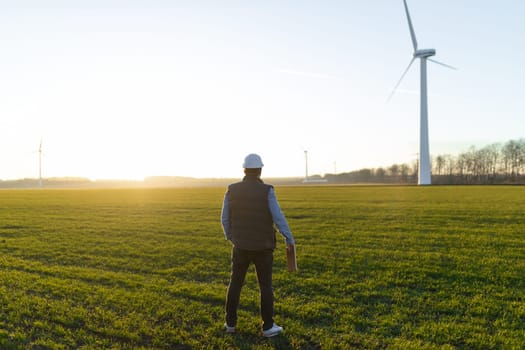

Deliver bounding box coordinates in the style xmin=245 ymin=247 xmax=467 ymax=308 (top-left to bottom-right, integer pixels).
xmin=388 ymin=57 xmax=416 ymax=102
xmin=428 ymin=58 xmax=457 ymax=70
xmin=403 ymin=0 xmax=418 ymax=51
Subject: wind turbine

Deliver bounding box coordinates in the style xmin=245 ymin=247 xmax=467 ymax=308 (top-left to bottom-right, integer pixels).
xmin=390 ymin=0 xmax=456 ymax=185
xmin=301 ymin=150 xmax=328 ymax=183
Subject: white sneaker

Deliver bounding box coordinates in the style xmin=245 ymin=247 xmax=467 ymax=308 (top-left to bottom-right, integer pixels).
xmin=262 ymin=324 xmax=283 ymax=337
xmin=224 ymin=323 xmax=235 ymax=334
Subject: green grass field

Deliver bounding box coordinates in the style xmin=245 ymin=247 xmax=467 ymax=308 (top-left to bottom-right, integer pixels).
xmin=1 ymin=185 xmax=524 ymax=349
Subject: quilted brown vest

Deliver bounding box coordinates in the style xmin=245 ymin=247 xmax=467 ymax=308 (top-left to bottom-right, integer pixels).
xmin=228 ymin=176 xmax=276 ymax=251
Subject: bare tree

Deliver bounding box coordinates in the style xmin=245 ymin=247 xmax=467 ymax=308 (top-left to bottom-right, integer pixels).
xmin=435 ymin=155 xmax=445 ymax=176
xmin=503 ymin=140 xmax=521 ymax=177
xmin=412 ymin=159 xmax=419 ymax=178
xmin=456 ymin=152 xmax=467 ymax=180
xmin=483 ymin=143 xmax=501 ymax=181
xmin=443 ymin=155 xmax=455 ymax=177
xmin=388 ymin=164 xmax=400 ymax=182
xmin=400 ymin=163 xmax=410 ymax=182
xmin=375 ymin=167 xmax=386 ymax=181
xmin=519 ymin=139 xmax=525 ymax=176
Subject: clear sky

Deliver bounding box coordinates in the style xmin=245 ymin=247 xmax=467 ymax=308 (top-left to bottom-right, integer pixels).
xmin=1 ymin=0 xmax=523 ymax=180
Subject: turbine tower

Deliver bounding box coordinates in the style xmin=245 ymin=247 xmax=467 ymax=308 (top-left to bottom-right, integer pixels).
xmin=391 ymin=0 xmax=455 ymax=185
xmin=38 ymin=139 xmax=43 ymax=188
xmin=304 ymin=150 xmax=309 ymax=182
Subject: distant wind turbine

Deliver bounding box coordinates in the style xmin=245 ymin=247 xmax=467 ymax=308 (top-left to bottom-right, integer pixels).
xmin=35 ymin=139 xmax=43 ymax=187
xmin=304 ymin=150 xmax=309 ymax=182
xmin=301 ymin=150 xmax=328 ymax=184
xmin=38 ymin=139 xmax=43 ymax=187
xmin=390 ymin=0 xmax=456 ymax=185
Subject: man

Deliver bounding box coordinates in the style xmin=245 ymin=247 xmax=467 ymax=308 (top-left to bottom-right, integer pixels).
xmin=221 ymin=153 xmax=295 ymax=338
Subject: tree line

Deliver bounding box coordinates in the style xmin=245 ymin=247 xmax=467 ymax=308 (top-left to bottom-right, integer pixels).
xmin=323 ymin=138 xmax=525 ymax=185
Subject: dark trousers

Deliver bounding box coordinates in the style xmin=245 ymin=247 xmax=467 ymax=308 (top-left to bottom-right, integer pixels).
xmin=225 ymin=247 xmax=274 ymax=330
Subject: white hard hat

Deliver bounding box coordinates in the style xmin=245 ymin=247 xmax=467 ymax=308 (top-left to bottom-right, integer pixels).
xmin=243 ymin=153 xmax=264 ymax=168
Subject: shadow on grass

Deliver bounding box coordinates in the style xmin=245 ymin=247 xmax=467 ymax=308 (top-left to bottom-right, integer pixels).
xmin=228 ymin=332 xmax=293 ymax=350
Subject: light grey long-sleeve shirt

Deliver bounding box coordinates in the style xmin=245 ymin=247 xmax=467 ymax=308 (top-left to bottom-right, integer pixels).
xmin=221 ymin=187 xmax=295 ymax=245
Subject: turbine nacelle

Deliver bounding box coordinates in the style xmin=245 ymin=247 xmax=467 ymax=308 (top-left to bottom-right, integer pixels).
xmin=414 ymin=49 xmax=436 ymax=58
